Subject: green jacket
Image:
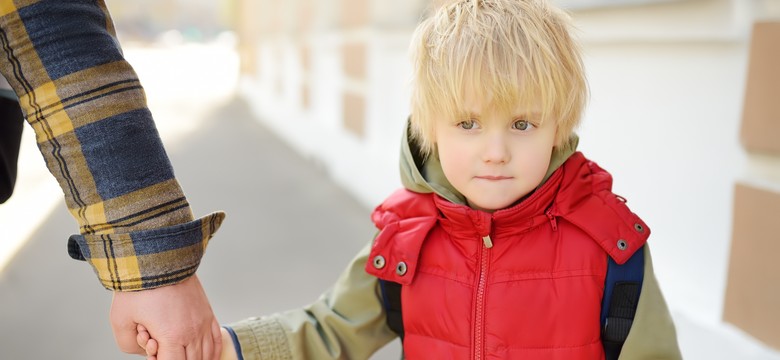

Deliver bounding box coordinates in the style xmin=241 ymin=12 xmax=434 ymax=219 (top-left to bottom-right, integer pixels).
xmin=229 ymin=125 xmax=682 ymax=359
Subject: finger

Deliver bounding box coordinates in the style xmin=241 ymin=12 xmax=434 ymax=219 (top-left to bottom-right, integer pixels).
xmin=202 ymin=333 xmax=213 ymax=360
xmin=147 ymin=339 xmax=159 ymax=357
xmin=137 ymin=328 xmax=150 ymax=350
xmin=186 ymin=341 xmax=202 ymax=360
xmin=157 ymin=343 xmax=186 ymax=360
xmin=210 ymin=321 xmax=223 ymax=360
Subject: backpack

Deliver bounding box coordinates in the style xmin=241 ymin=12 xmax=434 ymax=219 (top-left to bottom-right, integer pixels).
xmin=0 ymin=96 xmax=24 ymax=204
xmin=379 ymin=246 xmax=645 ymax=360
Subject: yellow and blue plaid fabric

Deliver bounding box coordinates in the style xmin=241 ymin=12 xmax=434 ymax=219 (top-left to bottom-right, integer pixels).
xmin=0 ymin=0 xmax=225 ymax=291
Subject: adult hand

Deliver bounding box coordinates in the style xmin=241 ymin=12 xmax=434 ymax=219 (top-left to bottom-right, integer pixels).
xmin=110 ymin=274 xmax=222 ymax=360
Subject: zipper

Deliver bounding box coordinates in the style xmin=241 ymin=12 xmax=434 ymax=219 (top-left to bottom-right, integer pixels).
xmin=473 ymin=236 xmax=492 ymax=360
xmin=482 ymin=235 xmax=493 ymax=248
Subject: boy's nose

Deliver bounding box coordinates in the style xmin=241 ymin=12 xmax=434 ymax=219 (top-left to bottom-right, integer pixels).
xmin=482 ymin=135 xmax=511 ymax=164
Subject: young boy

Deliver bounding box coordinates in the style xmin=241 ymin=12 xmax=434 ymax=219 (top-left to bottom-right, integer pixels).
xmin=140 ymin=0 xmax=681 ymax=358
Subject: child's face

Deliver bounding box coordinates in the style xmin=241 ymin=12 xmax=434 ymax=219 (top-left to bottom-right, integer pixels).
xmin=434 ymin=97 xmax=557 ymax=212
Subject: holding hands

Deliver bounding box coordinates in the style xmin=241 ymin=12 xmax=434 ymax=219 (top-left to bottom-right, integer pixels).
xmin=111 ymin=275 xmax=223 ymax=360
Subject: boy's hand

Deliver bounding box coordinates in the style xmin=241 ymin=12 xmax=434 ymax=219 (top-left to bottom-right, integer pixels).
xmin=218 ymin=328 xmax=239 ymax=360
xmin=137 ymin=324 xmax=159 ymax=360
xmin=111 ymin=275 xmax=222 ymax=360
xmin=138 ymin=325 xmax=239 ymax=360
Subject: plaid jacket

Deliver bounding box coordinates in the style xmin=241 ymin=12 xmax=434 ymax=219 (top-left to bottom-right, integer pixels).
xmin=0 ymin=0 xmax=225 ymax=291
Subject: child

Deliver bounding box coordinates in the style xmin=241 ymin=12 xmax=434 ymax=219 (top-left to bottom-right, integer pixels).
xmin=140 ymin=0 xmax=681 ymax=358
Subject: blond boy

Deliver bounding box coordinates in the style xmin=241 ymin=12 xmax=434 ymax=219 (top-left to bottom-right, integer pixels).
xmin=141 ymin=0 xmax=681 ymax=358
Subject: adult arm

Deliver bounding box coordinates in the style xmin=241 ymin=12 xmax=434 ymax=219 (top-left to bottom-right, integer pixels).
xmin=0 ymin=1 xmax=224 ymax=358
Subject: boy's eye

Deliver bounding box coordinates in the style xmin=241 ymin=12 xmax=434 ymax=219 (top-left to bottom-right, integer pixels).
xmin=512 ymin=119 xmax=534 ymax=131
xmin=457 ymin=119 xmax=478 ymax=130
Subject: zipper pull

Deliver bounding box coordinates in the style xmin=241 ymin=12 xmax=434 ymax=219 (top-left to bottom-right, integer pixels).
xmin=546 ymin=210 xmax=558 ymax=231
xmin=482 ymin=235 xmax=493 ymax=248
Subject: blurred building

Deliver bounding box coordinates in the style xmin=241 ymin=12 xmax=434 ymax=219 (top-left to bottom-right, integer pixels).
xmin=234 ymin=0 xmax=780 ymax=358
xmin=108 ymin=0 xmax=236 ymax=43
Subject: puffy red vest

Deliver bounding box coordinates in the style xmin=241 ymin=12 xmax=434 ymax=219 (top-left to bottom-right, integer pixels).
xmin=365 ymin=152 xmax=649 ymax=360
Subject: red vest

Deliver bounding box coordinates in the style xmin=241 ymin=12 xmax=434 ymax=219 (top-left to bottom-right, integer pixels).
xmin=365 ymin=152 xmax=649 ymax=360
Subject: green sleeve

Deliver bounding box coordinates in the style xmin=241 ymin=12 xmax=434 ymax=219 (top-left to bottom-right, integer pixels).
xmin=619 ymin=245 xmax=683 ymax=359
xmin=228 ymin=241 xmax=396 ymax=360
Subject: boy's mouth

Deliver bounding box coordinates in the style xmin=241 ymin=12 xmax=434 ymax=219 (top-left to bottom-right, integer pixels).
xmin=475 ymin=175 xmax=513 ymax=180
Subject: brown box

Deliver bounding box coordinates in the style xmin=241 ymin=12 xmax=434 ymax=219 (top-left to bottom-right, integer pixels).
xmin=723 ymin=183 xmax=780 ymax=350
xmin=741 ymin=22 xmax=780 ymax=154
xmin=343 ymin=92 xmax=365 ymax=137
xmin=342 ymin=42 xmax=367 ymax=80
xmin=340 ymin=0 xmax=369 ymax=28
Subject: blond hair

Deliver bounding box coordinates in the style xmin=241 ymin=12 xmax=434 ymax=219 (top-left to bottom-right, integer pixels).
xmin=409 ymin=0 xmax=588 ymax=156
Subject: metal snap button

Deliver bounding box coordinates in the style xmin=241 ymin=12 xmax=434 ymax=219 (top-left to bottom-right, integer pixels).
xmin=373 ymin=255 xmax=386 ymax=269
xmin=634 ymin=223 xmax=645 ymax=233
xmin=396 ymin=262 xmax=408 ymax=276
xmin=617 ymin=239 xmax=628 ymax=250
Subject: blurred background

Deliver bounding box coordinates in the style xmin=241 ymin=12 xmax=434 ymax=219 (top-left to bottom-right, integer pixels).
xmin=0 ymin=0 xmax=778 ymax=358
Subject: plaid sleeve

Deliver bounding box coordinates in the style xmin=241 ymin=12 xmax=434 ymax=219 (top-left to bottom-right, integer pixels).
xmin=0 ymin=0 xmax=225 ymax=291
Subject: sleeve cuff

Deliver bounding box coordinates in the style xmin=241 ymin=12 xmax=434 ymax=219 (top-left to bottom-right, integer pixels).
xmin=229 ymin=316 xmax=292 ymax=360
xmin=222 ymin=326 xmax=245 ymax=360
xmin=67 ymin=211 xmax=225 ymax=291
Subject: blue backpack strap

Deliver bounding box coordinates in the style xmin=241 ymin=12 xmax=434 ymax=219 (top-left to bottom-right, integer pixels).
xmin=601 ymin=245 xmax=645 ymax=360
xmin=379 ymin=279 xmax=405 ymax=341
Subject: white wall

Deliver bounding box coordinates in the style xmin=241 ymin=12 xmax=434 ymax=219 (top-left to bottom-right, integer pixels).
xmin=580 ymin=39 xmax=748 ymax=322
xmin=241 ymin=29 xmax=413 ymax=207
xmin=573 ymin=0 xmax=753 ymax=326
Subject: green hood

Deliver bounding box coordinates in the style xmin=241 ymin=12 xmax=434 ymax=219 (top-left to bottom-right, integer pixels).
xmin=399 ymin=120 xmax=579 ymax=206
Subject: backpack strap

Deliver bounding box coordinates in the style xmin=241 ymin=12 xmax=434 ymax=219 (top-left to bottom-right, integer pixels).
xmin=379 ymin=279 xmax=404 ymax=341
xmin=379 ymin=247 xmax=646 ymax=359
xmin=601 ymin=245 xmax=645 ymax=360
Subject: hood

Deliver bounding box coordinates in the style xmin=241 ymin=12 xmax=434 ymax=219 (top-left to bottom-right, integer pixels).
xmin=398 ymin=120 xmax=579 ymax=207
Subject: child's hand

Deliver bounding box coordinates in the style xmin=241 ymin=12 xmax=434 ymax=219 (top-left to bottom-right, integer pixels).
xmin=137 ymin=324 xmax=239 ymax=360
xmin=219 ymin=328 xmax=239 ymax=360
xmin=136 ymin=324 xmax=159 ymax=360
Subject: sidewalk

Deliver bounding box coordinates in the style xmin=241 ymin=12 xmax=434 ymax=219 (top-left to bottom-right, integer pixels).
xmin=0 ymin=96 xmax=400 ymax=359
